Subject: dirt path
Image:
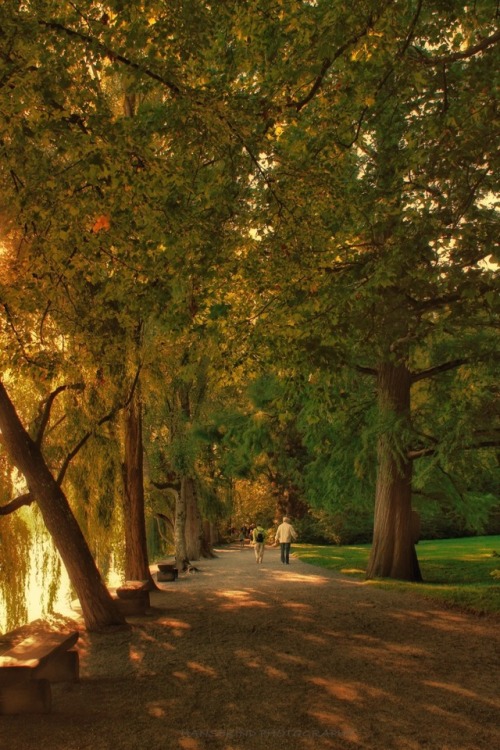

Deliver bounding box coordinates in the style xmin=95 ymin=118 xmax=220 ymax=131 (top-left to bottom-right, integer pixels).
xmin=1 ymin=544 xmax=499 ymax=750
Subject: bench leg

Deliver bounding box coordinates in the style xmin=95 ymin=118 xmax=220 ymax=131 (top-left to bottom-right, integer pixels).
xmin=36 ymin=650 xmax=80 ymax=683
xmin=114 ymin=593 xmax=149 ymax=615
xmin=0 ymin=679 xmax=52 ymax=715
xmin=157 ymin=570 xmax=176 ymax=582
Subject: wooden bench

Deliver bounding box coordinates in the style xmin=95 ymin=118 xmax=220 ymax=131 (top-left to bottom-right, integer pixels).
xmin=156 ymin=563 xmax=178 ymax=582
xmin=0 ymin=630 xmax=79 ymax=714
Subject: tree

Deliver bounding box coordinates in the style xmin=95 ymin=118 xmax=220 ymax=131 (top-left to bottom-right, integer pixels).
xmin=228 ymin=0 xmax=499 ymax=580
xmin=0 ymin=381 xmax=125 ymax=630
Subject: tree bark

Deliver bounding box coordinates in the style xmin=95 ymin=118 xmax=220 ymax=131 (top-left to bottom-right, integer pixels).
xmin=122 ymin=383 xmax=156 ymax=588
xmin=202 ymin=520 xmax=218 ymax=557
xmin=365 ymin=363 xmax=422 ymax=581
xmin=174 ymin=477 xmax=190 ymax=572
xmin=184 ymin=476 xmax=202 ymax=560
xmin=0 ymin=382 xmax=126 ymax=631
xmin=184 ymin=477 xmax=216 ymax=560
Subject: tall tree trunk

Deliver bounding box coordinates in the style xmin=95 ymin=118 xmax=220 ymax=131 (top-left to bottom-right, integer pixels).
xmin=122 ymin=383 xmax=156 ymax=588
xmin=184 ymin=478 xmax=216 ymax=560
xmin=275 ymin=484 xmax=308 ymax=521
xmin=174 ymin=477 xmax=190 ymax=572
xmin=0 ymin=382 xmax=125 ymax=631
xmin=202 ymin=520 xmax=218 ymax=558
xmin=365 ymin=363 xmax=422 ymax=581
xmin=184 ymin=476 xmax=202 ymax=560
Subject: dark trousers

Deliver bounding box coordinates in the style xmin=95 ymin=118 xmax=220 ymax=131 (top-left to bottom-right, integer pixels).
xmin=280 ymin=542 xmax=291 ymax=564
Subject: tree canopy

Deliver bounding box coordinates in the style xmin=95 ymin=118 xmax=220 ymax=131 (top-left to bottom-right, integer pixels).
xmin=0 ymin=0 xmax=498 ymax=628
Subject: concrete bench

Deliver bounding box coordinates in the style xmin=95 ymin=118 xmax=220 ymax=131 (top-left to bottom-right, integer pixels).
xmin=156 ymin=563 xmax=178 ymax=582
xmin=0 ymin=630 xmax=79 ymax=714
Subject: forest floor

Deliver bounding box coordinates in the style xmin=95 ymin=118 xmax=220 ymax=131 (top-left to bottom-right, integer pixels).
xmin=1 ymin=543 xmax=499 ymax=750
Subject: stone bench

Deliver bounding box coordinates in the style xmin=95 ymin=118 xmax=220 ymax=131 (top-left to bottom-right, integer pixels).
xmin=156 ymin=563 xmax=178 ymax=582
xmin=113 ymin=580 xmax=150 ymax=616
xmin=0 ymin=630 xmax=79 ymax=714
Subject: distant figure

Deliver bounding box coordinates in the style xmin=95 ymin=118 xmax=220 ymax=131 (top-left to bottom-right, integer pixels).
xmin=252 ymin=524 xmax=267 ymax=564
xmin=239 ymin=525 xmax=247 ymax=549
xmin=275 ymin=516 xmax=298 ymax=565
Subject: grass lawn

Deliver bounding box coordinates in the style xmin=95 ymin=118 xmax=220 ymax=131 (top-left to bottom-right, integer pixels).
xmin=293 ymin=535 xmax=500 ymax=616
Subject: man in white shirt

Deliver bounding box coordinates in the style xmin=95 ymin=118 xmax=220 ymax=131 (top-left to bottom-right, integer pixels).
xmin=274 ymin=516 xmax=298 ymax=564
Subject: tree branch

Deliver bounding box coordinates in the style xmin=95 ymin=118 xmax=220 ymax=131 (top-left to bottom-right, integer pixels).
xmin=56 ymin=366 xmax=141 ymax=485
xmin=409 ymin=440 xmax=500 ymax=460
xmin=288 ymin=11 xmax=383 ymax=111
xmin=411 ymin=359 xmax=470 ymax=383
xmin=415 ymin=29 xmax=500 ymax=66
xmin=35 ymin=383 xmax=85 ymax=447
xmin=155 ymin=511 xmax=175 ymax=530
xmin=0 ymin=492 xmax=35 ymax=516
xmin=355 ymin=364 xmax=378 ymax=377
xmin=151 ymin=479 xmax=181 ymax=492
xmin=398 ymin=0 xmax=424 ymax=58
xmin=39 ymin=20 xmax=181 ymax=95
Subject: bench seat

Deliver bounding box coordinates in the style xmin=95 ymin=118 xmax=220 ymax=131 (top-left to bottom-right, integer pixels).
xmin=0 ymin=630 xmax=79 ymax=714
xmin=156 ymin=563 xmax=178 ymax=582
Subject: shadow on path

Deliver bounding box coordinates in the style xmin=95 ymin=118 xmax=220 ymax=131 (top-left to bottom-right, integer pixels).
xmin=1 ymin=546 xmax=499 ymax=750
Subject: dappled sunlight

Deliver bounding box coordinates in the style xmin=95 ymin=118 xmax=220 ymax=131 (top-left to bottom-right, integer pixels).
xmin=186 ymin=660 xmax=218 ymax=678
xmin=349 ymin=633 xmax=381 ymax=645
xmin=349 ymin=640 xmax=429 ymax=672
xmin=282 ymin=601 xmax=313 ymax=611
xmin=322 ymin=629 xmax=348 ymax=639
xmin=390 ymin=608 xmax=471 ymax=633
xmin=283 ymin=601 xmax=315 ymax=623
xmin=264 ymin=665 xmax=288 ymax=680
xmin=307 ymin=677 xmax=361 ymax=702
xmin=422 ymin=702 xmax=491 ymax=733
xmin=234 ymin=650 xmax=289 ymax=680
xmin=385 ymin=643 xmax=428 ymax=658
xmin=216 ymin=589 xmax=255 ymax=599
xmin=214 ymin=588 xmax=270 ymax=610
xmin=157 ymin=641 xmax=176 ymax=652
xmin=156 ymin=617 xmax=192 ymax=637
xmin=340 ymin=568 xmax=365 ymax=575
xmin=331 ymin=681 xmax=390 ymax=702
xmin=129 ymin=645 xmax=144 ymax=663
xmin=307 ymin=710 xmax=360 ymax=743
xmin=148 ymin=705 xmax=166 ymax=718
xmin=275 ymin=651 xmax=314 ymax=667
xmin=267 ymin=570 xmax=330 ymax=584
xmin=6 ymin=538 xmax=497 ymax=750
xmin=424 ymin=681 xmax=499 ymax=708
xmin=178 ymin=737 xmax=203 ymax=750
xmin=299 ymin=632 xmax=327 ymax=646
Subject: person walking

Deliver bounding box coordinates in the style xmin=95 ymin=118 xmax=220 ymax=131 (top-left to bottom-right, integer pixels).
xmin=239 ymin=525 xmax=248 ymax=549
xmin=252 ymin=523 xmax=267 ymax=564
xmin=275 ymin=516 xmax=298 ymax=564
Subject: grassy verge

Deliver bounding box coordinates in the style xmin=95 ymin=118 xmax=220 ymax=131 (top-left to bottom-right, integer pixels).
xmin=293 ymin=535 xmax=500 ymax=616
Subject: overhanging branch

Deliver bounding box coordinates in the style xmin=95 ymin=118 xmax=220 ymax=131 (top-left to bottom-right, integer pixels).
xmin=35 ymin=383 xmax=85 ymax=447
xmin=39 ymin=20 xmax=181 ymax=95
xmin=288 ymin=10 xmax=384 ymax=111
xmin=56 ymin=366 xmax=142 ymax=485
xmin=0 ymin=492 xmax=34 ymax=516
xmin=415 ymin=29 xmax=500 ymax=66
xmin=411 ymin=359 xmax=470 ymax=383
xmin=409 ymin=440 xmax=500 ymax=460
xmin=355 ymin=364 xmax=378 ymax=377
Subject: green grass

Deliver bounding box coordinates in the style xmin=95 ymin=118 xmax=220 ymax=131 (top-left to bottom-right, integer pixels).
xmin=293 ymin=535 xmax=500 ymax=616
